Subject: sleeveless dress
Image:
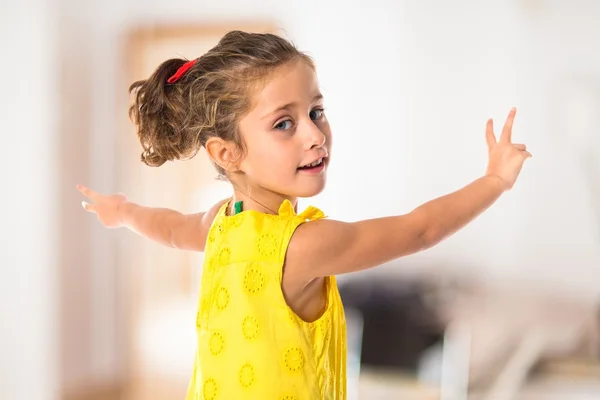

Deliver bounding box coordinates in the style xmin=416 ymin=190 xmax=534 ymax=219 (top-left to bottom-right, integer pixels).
xmin=185 ymin=199 xmax=347 ymax=400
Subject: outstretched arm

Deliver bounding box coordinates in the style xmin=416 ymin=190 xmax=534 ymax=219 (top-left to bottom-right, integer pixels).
xmin=77 ymin=185 xmax=227 ymax=251
xmin=289 ymin=174 xmax=505 ymax=276
xmin=287 ymin=108 xmax=531 ymax=279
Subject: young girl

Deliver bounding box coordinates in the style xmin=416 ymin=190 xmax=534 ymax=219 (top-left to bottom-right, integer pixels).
xmin=78 ymin=31 xmax=530 ymax=400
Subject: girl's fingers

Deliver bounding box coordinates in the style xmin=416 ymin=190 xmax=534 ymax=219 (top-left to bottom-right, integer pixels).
xmin=77 ymin=184 xmax=100 ymax=201
xmin=81 ymin=201 xmax=96 ymax=213
xmin=485 ymin=118 xmax=496 ymax=149
xmin=500 ymin=107 xmax=516 ymax=144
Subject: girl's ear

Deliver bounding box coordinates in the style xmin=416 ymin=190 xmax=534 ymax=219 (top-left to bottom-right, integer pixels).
xmin=205 ymin=137 xmax=243 ymax=173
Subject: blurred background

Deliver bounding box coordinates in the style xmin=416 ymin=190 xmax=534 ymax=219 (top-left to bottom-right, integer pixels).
xmin=2 ymin=0 xmax=600 ymax=399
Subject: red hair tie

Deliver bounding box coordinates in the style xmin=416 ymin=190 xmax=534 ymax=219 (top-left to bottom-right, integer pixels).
xmin=167 ymin=59 xmax=196 ymax=84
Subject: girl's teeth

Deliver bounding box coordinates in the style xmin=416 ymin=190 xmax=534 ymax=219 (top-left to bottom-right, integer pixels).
xmin=299 ymin=158 xmax=323 ymax=169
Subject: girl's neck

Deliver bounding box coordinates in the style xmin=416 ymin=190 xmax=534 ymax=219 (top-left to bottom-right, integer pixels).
xmin=231 ymin=187 xmax=297 ymax=216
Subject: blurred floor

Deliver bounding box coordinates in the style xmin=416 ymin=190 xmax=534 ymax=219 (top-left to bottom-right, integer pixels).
xmin=357 ymin=369 xmax=600 ymax=400
xmin=75 ymin=365 xmax=594 ymax=400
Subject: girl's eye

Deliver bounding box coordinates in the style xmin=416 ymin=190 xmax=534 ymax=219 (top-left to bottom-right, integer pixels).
xmin=275 ymin=120 xmax=293 ymax=131
xmin=310 ymin=108 xmax=325 ymax=120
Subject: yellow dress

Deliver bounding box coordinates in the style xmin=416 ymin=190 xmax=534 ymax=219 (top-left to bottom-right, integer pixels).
xmin=186 ymin=200 xmax=347 ymax=400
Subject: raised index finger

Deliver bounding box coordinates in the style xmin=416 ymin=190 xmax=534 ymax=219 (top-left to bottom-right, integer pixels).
xmin=76 ymin=184 xmax=100 ymax=200
xmin=500 ymin=107 xmax=516 ymax=144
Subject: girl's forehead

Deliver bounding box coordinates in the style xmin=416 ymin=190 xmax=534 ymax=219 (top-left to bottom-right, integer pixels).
xmin=251 ymin=61 xmax=321 ymax=112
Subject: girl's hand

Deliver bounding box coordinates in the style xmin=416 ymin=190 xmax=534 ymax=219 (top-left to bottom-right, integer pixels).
xmin=77 ymin=184 xmax=127 ymax=228
xmin=485 ymin=107 xmax=532 ymax=190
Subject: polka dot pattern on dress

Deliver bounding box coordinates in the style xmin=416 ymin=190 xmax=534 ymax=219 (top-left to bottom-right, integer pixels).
xmin=287 ymin=308 xmax=299 ymax=324
xmin=218 ymin=247 xmax=231 ymax=265
xmin=243 ymin=267 xmax=265 ymax=294
xmin=214 ymin=287 xmax=229 ymax=311
xmin=203 ymin=378 xmax=218 ymax=400
xmin=209 ymin=332 xmax=225 ymax=356
xmin=207 ymin=231 xmax=216 ymax=244
xmin=257 ymin=233 xmax=279 ymax=257
xmin=239 ymin=363 xmax=255 ymax=388
xmin=242 ymin=316 xmax=260 ymax=340
xmin=317 ymin=315 xmax=331 ymax=343
xmin=284 ymin=347 xmax=304 ymax=372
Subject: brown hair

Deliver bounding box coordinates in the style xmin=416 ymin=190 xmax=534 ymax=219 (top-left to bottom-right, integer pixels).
xmin=128 ymin=30 xmax=314 ymax=179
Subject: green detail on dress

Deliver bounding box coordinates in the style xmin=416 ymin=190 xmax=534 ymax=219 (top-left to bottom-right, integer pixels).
xmin=234 ymin=201 xmax=243 ymax=215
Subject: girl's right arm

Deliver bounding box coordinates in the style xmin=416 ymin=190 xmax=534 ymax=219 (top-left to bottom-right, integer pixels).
xmin=77 ymin=185 xmax=227 ymax=251
xmin=286 ymin=108 xmax=532 ymax=279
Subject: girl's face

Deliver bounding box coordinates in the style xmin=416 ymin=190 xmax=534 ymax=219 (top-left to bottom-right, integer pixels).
xmin=237 ymin=60 xmax=332 ymax=199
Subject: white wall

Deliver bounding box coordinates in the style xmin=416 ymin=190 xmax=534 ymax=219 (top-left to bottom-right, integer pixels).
xmin=0 ymin=0 xmax=60 ymax=399
xmin=57 ymin=0 xmax=114 ymax=393
xmin=510 ymin=0 xmax=600 ymax=298
xmin=59 ymin=0 xmax=600 ymax=392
